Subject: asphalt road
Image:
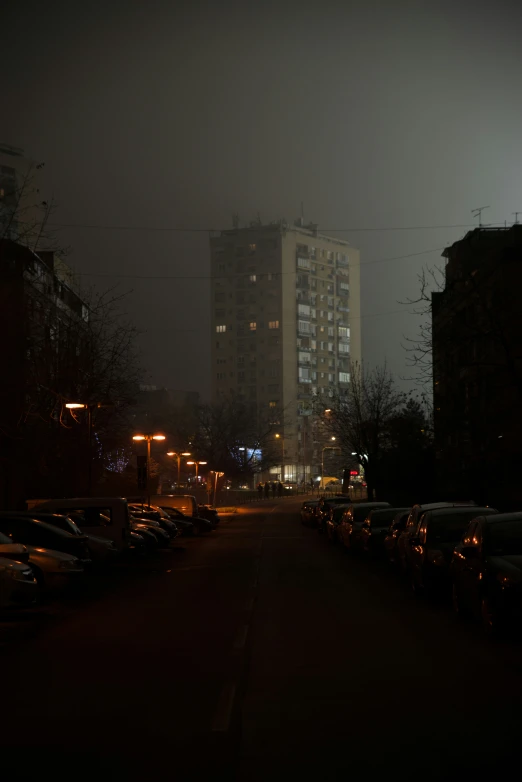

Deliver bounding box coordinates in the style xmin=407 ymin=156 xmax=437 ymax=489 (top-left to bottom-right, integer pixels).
xmin=1 ymin=500 xmax=522 ymax=781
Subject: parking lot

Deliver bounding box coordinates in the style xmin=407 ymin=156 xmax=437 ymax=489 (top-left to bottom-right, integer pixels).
xmin=2 ymin=499 xmax=522 ymax=780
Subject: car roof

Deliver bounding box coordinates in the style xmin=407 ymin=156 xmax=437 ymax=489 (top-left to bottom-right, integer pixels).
xmin=0 ymin=516 xmax=78 ymax=537
xmin=413 ymin=501 xmax=476 ymax=512
xmin=427 ymin=507 xmax=496 ymax=520
xmin=475 ymin=512 xmax=522 ymax=525
xmin=370 ymin=507 xmax=409 ymax=518
xmin=353 ymin=502 xmax=390 ymax=509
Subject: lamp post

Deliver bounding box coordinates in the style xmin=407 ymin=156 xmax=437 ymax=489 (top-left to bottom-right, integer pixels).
xmin=275 ymin=433 xmax=285 ymax=482
xmin=210 ymin=470 xmax=225 ymax=506
xmin=186 ymin=460 xmax=207 ymax=482
xmin=66 ymin=402 xmax=100 ymax=497
xmin=166 ymin=450 xmax=191 ymax=489
xmin=321 ymin=438 xmax=341 ymax=491
xmin=132 ymin=433 xmax=166 ymax=507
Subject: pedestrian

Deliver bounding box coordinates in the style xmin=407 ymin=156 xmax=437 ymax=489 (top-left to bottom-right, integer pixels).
xmin=277 ymin=481 xmax=283 ymax=497
xmin=264 ymin=482 xmax=270 ymax=499
xmin=271 ymin=481 xmax=277 ymax=498
xmin=257 ymin=482 xmax=263 ymax=498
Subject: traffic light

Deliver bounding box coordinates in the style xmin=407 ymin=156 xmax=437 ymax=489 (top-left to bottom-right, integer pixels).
xmin=137 ymin=454 xmax=147 ymax=490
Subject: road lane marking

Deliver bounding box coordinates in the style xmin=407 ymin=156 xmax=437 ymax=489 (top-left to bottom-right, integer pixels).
xmin=212 ymin=682 xmax=237 ymax=732
xmin=233 ymin=624 xmax=249 ymax=650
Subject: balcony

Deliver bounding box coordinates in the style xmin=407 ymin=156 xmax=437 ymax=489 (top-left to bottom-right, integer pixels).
xmin=336 ymin=258 xmax=349 ymax=268
xmin=298 ymin=377 xmax=312 ymax=384
xmin=337 ymin=305 xmax=350 ymax=313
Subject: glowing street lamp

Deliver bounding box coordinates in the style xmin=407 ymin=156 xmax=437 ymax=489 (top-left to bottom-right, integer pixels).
xmin=166 ymin=450 xmax=191 ymax=487
xmin=275 ymin=433 xmax=285 ymax=482
xmin=320 ymin=445 xmax=342 ymax=490
xmin=132 ymin=433 xmax=166 ymax=506
xmin=186 ymin=460 xmax=207 ymax=482
xmin=65 ymin=402 xmax=98 ymax=496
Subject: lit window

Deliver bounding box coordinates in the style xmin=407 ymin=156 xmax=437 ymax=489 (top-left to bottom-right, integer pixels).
xmin=216 ymin=325 xmax=227 ymax=333
xmin=338 ymin=327 xmax=350 ymax=338
xmin=269 ymin=320 xmax=279 ymax=329
xmin=297 ymin=257 xmax=311 ymax=269
xmin=339 ymin=372 xmax=350 ymax=383
xmin=269 ymin=401 xmax=277 ymax=408
xmin=249 ymin=243 xmax=256 ymax=254
xmin=249 ymin=274 xmax=257 ymax=283
xmin=249 ymin=322 xmax=257 ymax=331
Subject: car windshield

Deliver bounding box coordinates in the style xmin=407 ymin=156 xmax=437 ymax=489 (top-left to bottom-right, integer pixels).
xmin=333 ymin=505 xmax=350 ymax=521
xmin=487 ymin=522 xmax=522 ymax=555
xmin=427 ymin=512 xmax=487 ymax=544
xmin=370 ymin=510 xmax=401 ymax=527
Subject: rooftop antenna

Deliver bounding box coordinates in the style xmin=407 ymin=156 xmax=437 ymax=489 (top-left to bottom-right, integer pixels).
xmin=300 ymin=201 xmax=304 ymax=227
xmin=513 ymin=212 xmax=521 ymax=224
xmin=471 ymin=206 xmax=489 ymax=226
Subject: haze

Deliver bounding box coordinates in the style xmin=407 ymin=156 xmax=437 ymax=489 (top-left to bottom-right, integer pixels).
xmin=4 ymin=0 xmax=522 ymax=396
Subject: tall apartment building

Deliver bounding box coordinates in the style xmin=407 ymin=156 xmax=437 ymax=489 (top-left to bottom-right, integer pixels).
xmin=209 ymin=220 xmax=362 ymax=483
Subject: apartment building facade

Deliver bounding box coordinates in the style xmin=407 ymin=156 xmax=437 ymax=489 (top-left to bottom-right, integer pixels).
xmin=210 ymin=220 xmax=362 ymax=483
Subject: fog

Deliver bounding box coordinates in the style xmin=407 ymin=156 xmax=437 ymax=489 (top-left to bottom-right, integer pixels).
xmin=4 ymin=0 xmax=522 ymax=396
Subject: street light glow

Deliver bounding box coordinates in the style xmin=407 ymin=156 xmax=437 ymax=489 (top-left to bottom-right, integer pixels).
xmin=186 ymin=461 xmax=195 ymax=465
xmin=66 ymin=402 xmax=86 ymax=409
xmin=275 ymin=433 xmax=281 ymax=439
xmin=152 ymin=435 xmax=166 ymax=441
xmin=182 ymin=452 xmax=191 ymax=456
xmin=331 ymin=436 xmax=336 ymax=441
xmin=167 ymin=451 xmax=175 ymax=456
xmin=133 ymin=435 xmax=146 ymax=441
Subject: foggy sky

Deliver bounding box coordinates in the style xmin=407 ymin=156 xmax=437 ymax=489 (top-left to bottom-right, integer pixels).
xmin=4 ymin=0 xmax=522 ymax=398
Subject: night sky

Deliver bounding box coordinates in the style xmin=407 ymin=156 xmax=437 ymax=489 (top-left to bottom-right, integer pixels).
xmin=4 ymin=0 xmax=522 ymax=398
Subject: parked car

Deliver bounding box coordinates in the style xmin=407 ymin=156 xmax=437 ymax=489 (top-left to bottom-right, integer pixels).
xmin=128 ymin=505 xmax=179 ymax=538
xmin=0 ymin=531 xmax=29 ymax=563
xmin=301 ymin=500 xmax=319 ymax=526
xmin=338 ymin=502 xmax=391 ymax=550
xmin=451 ymin=512 xmax=522 ymax=634
xmin=129 ymin=517 xmax=170 ymax=549
xmin=325 ymin=504 xmax=352 ymax=543
xmin=0 ymin=516 xmax=92 ymax=566
xmin=0 ymin=511 xmax=119 ymax=566
xmin=0 ymin=557 xmax=38 ymax=608
xmin=316 ymin=496 xmax=350 ymax=533
xmin=0 ymin=528 xmax=83 ymax=593
xmin=409 ymin=506 xmax=497 ymax=595
xmin=148 ymin=494 xmax=219 ymax=526
xmin=360 ymin=507 xmax=410 ymax=555
xmin=384 ymin=511 xmax=410 ymax=565
xmin=397 ymin=501 xmax=476 ymax=571
xmin=30 ymin=498 xmax=133 ymax=551
xmin=159 ymin=507 xmax=213 ymax=535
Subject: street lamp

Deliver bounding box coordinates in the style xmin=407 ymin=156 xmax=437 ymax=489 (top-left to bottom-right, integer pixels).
xmin=66 ymin=401 xmax=102 ymax=496
xmin=132 ymin=433 xmax=166 ymax=507
xmin=166 ymin=450 xmax=191 ymax=488
xmin=321 ymin=445 xmax=342 ymax=490
xmin=275 ymin=433 xmax=285 ymax=482
xmin=186 ymin=460 xmax=207 ymax=482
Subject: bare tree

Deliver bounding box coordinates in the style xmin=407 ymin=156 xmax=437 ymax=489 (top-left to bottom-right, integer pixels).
xmin=315 ymin=362 xmax=407 ymax=500
xmin=191 ymin=396 xmax=288 ymax=480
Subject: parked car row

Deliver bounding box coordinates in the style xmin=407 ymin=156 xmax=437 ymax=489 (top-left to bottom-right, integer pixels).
xmin=301 ymin=495 xmax=522 ymax=636
xmin=0 ymin=494 xmax=220 ymax=610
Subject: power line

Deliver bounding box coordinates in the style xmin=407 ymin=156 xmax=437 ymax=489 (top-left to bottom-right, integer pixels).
xmin=75 ymin=247 xmax=444 ymax=281
xmin=46 ymin=221 xmax=506 ymax=233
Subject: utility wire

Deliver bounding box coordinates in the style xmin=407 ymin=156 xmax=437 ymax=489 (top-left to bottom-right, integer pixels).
xmin=46 ymin=221 xmax=507 ymax=233
xmin=75 ymin=247 xmax=444 ymax=281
